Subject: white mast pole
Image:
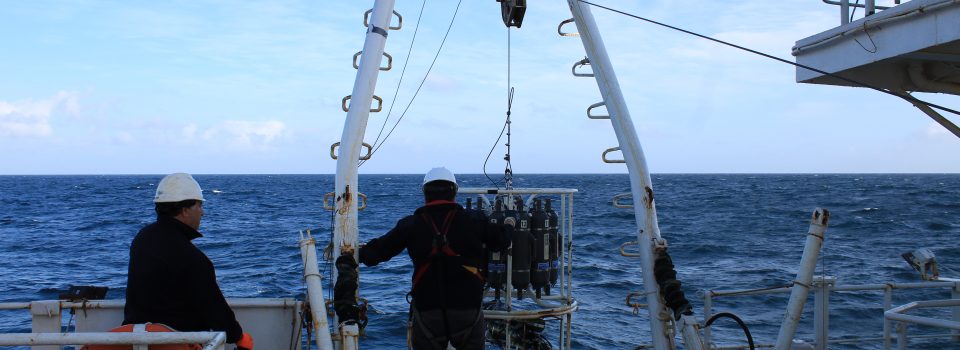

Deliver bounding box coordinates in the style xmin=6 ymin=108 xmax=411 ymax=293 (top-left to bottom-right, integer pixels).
xmin=566 ymin=2 xmax=673 ymax=349
xmin=333 ymin=0 xmax=395 ymax=285
xmin=333 ymin=1 xmax=396 ymax=348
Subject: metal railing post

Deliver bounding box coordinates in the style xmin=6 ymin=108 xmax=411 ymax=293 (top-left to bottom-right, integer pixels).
xmin=841 ymin=0 xmax=850 ymax=25
xmin=866 ymin=0 xmax=876 ymax=15
xmin=30 ymin=301 xmax=60 ymax=350
xmin=813 ymin=276 xmax=835 ymax=350
xmin=953 ymin=283 xmax=960 ymax=342
xmin=703 ymin=292 xmax=714 ymax=346
xmin=896 ymin=322 xmax=908 ymax=350
xmin=883 ymin=286 xmax=893 ymax=350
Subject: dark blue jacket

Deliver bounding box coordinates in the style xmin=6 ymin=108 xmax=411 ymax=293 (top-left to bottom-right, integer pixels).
xmin=360 ymin=201 xmax=512 ymax=311
xmin=123 ymin=216 xmax=243 ymax=343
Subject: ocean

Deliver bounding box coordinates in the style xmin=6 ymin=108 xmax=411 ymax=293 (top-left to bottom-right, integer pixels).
xmin=1 ymin=174 xmax=958 ymax=349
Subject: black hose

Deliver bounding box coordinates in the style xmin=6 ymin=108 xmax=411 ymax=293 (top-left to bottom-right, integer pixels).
xmin=704 ymin=312 xmax=756 ymax=350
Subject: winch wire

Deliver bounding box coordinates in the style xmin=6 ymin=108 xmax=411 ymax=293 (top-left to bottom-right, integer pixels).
xmin=483 ymin=24 xmax=517 ymax=189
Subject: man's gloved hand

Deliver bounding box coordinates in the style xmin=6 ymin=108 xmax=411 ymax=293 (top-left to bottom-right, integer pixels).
xmin=334 ymin=254 xmax=360 ymax=323
xmin=236 ymin=332 xmax=254 ymax=350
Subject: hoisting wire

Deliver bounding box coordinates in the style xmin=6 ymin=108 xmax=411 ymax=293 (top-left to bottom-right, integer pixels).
xmin=360 ymin=0 xmax=429 ymax=168
xmin=359 ymin=0 xmax=463 ymax=165
xmin=576 ymin=0 xmax=960 ymax=118
xmin=483 ymin=20 xmax=516 ymax=189
xmin=504 ymin=87 xmax=515 ymax=190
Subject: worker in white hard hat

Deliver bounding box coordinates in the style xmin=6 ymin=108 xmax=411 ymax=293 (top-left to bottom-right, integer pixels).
xmin=123 ymin=173 xmax=254 ymax=350
xmin=355 ymin=167 xmax=514 ymax=350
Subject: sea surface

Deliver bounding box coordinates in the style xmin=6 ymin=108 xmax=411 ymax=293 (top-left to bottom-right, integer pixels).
xmin=0 ymin=174 xmax=958 ymax=349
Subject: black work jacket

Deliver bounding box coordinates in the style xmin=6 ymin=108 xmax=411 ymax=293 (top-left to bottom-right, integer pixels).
xmin=359 ymin=201 xmax=512 ymax=311
xmin=123 ymin=216 xmax=243 ymax=343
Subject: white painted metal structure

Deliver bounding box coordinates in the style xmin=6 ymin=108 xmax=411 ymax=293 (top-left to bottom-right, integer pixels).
xmin=0 ymin=332 xmax=227 ymax=350
xmin=565 ymin=2 xmax=695 ymax=350
xmin=330 ymin=1 xmax=397 ymax=348
xmin=775 ymin=209 xmax=830 ymax=350
xmin=299 ymin=230 xmax=335 ymax=350
xmin=795 ymin=0 xmax=960 ymax=138
xmin=0 ymin=299 xmax=303 ymax=350
xmin=332 ymin=0 xmax=397 ymax=279
xmin=705 ymin=279 xmax=960 ymax=349
xmin=794 ymin=0 xmax=960 ymax=93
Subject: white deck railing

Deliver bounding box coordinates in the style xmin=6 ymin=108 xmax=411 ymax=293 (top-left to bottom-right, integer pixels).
xmin=703 ymin=279 xmax=960 ymax=350
xmin=0 ymin=331 xmax=226 ymax=350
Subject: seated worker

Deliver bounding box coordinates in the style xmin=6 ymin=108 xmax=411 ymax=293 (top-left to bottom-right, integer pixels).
xmin=123 ymin=173 xmax=253 ymax=350
xmin=359 ymin=167 xmax=513 ymax=350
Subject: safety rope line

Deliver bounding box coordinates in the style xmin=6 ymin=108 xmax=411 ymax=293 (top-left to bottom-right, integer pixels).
xmin=576 ymin=0 xmax=960 ymax=118
xmin=361 ymin=0 xmax=463 ymax=165
xmin=360 ymin=0 xmax=428 ymax=168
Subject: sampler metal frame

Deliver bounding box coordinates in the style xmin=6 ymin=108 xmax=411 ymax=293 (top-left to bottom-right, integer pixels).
xmin=460 ymin=187 xmax=578 ymax=350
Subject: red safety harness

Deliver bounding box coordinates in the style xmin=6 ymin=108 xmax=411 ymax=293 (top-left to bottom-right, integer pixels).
xmin=411 ymin=203 xmax=485 ymax=289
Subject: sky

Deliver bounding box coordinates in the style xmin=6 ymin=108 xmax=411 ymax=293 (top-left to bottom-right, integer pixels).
xmin=1 ymin=1 xmax=957 ymax=175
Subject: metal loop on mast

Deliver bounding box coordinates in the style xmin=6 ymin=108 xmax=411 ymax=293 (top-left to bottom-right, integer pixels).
xmin=363 ymin=9 xmax=403 ymax=30
xmin=352 ymin=51 xmax=394 ymax=71
xmin=558 ymin=18 xmax=579 ymax=37
xmin=330 ymin=142 xmax=373 ymax=160
xmin=341 ymin=95 xmax=383 ymax=113
xmin=572 ymin=58 xmax=594 ymax=77
xmin=587 ymin=101 xmax=609 ymax=119
xmin=601 ymin=147 xmax=625 ymax=163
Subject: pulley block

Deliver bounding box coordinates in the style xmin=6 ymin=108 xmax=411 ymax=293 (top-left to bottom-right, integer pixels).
xmin=497 ymin=0 xmax=527 ymax=28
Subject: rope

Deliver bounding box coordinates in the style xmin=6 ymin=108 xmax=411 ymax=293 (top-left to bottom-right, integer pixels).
xmin=576 ymin=0 xmax=960 ymax=118
xmin=361 ymin=0 xmax=463 ymax=164
xmin=361 ymin=0 xmax=429 ymax=168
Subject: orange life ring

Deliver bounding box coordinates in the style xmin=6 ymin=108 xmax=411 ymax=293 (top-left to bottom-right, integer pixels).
xmin=80 ymin=323 xmax=203 ymax=350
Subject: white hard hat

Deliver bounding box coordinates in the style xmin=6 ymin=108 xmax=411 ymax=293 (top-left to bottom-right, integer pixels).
xmin=154 ymin=173 xmax=205 ymax=203
xmin=423 ymin=167 xmax=457 ymax=189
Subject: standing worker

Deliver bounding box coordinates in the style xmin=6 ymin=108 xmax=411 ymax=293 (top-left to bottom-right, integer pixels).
xmin=357 ymin=167 xmax=514 ymax=349
xmin=123 ymin=173 xmax=253 ymax=350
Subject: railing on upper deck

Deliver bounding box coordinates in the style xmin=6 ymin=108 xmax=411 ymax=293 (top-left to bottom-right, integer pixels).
xmin=822 ymin=0 xmax=905 ymax=24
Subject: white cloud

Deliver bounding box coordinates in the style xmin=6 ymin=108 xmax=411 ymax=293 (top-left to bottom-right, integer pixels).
xmin=216 ymin=120 xmax=287 ymax=147
xmin=182 ymin=123 xmax=198 ymax=139
xmin=0 ymin=91 xmax=80 ymax=137
xmin=114 ymin=131 xmax=134 ymax=144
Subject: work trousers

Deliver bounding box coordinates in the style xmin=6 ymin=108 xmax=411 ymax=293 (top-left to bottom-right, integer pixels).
xmin=410 ymin=307 xmax=484 ymax=350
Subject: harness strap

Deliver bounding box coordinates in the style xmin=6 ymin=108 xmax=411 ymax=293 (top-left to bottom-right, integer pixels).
xmin=411 ymin=210 xmax=488 ymax=288
xmin=412 ymin=210 xmax=457 ymax=288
